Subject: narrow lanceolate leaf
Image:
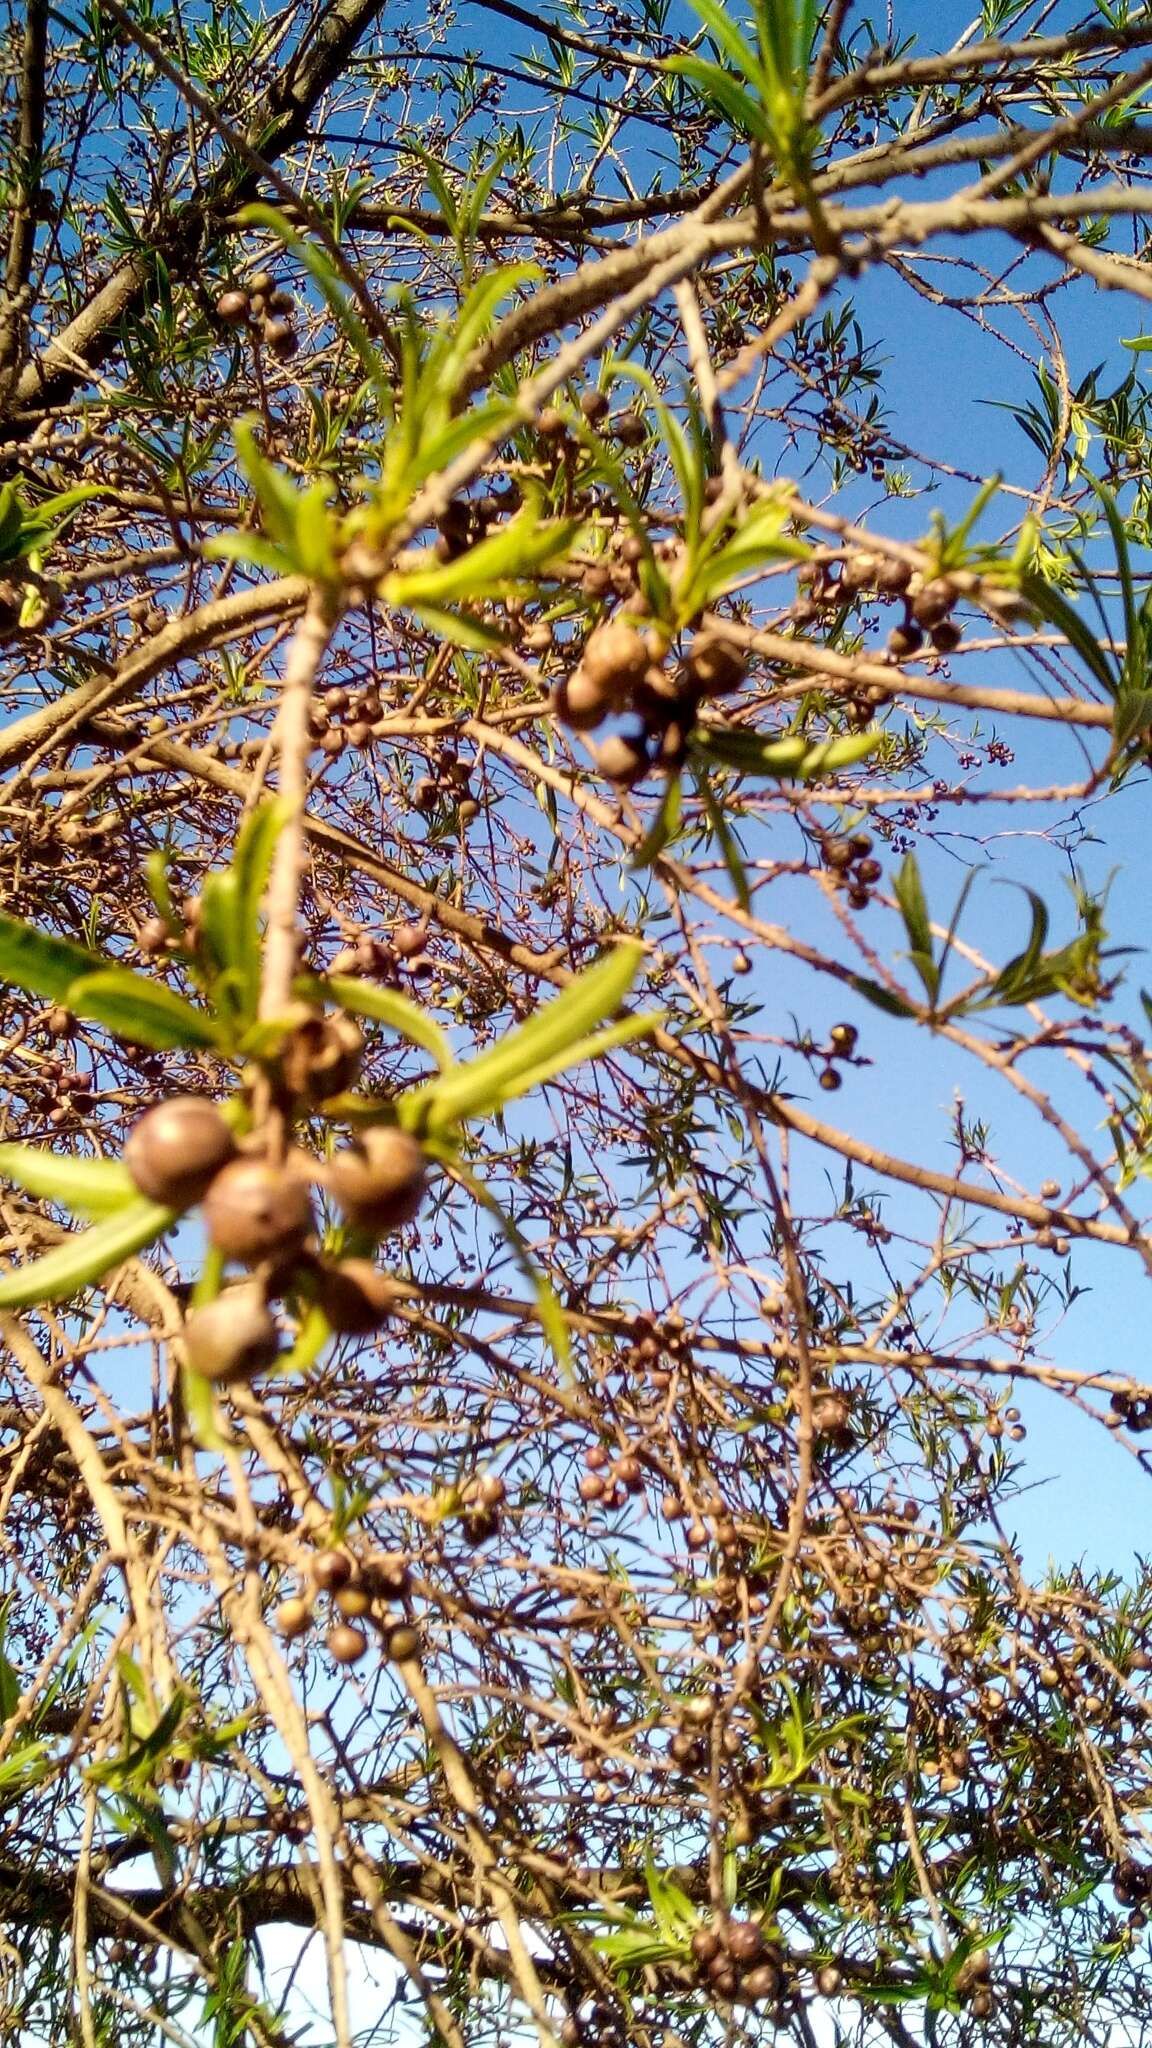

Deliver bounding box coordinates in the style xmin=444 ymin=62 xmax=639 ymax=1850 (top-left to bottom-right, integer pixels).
xmin=403 ymin=942 xmax=646 ymax=1134
xmin=65 ymin=970 xmax=219 ymax=1051
xmin=0 ymin=914 xmax=105 ymax=1003
xmin=0 ymin=1145 xmax=139 ymax=1217
xmin=0 ymin=1198 xmax=174 ymax=1309
xmin=297 ymin=974 xmax=454 ymax=1072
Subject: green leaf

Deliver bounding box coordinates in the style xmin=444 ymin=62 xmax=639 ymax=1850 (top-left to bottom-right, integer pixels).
xmin=0 ymin=1198 xmax=174 ymax=1309
xmin=404 ymin=943 xmax=646 ymax=1135
xmin=1021 ymin=570 xmax=1118 ymax=695
xmin=696 ymin=769 xmax=751 ymax=911
xmin=632 ymin=770 xmax=684 ymax=869
xmin=0 ymin=1145 xmax=139 ymax=1218
xmin=295 ymin=973 xmax=453 ymax=1072
xmin=848 ymin=974 xmax=919 ymax=1021
xmin=893 ymin=853 xmax=939 ymax=1002
xmin=1112 ymin=688 xmax=1152 ymax=754
xmin=0 ymin=913 xmax=104 ymax=1002
xmin=65 ymin=969 xmax=218 ymax=1050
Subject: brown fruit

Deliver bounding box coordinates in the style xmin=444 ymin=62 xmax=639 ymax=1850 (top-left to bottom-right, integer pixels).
xmin=829 ymin=1022 xmax=858 ymax=1053
xmin=265 ymin=322 xmax=299 ymax=360
xmin=328 ymin=1127 xmax=427 ymax=1233
xmin=538 ymin=407 xmax=568 ymax=441
xmin=887 ymin=622 xmax=924 ymax=657
xmin=182 ymin=1285 xmax=279 ymax=1383
xmin=726 ymin=1920 xmax=764 ymax=1965
xmin=124 ymin=1097 xmax=236 ymax=1208
xmin=327 ymin=1623 xmax=368 ymax=1665
xmin=583 ymin=620 xmax=651 ymax=693
xmin=579 ymin=388 xmax=610 ymax=422
xmin=815 ymin=1965 xmax=842 ymax=1998
xmin=612 ymin=410 xmax=646 ymax=446
xmin=385 ymin=1622 xmax=421 ymax=1661
xmin=216 ymin=289 xmax=250 ymax=324
xmin=818 ymin=1065 xmax=842 ymax=1091
xmin=202 ymin=1157 xmax=314 ymax=1263
xmin=593 ymin=731 xmax=650 ymax=785
xmin=137 ymin=916 xmax=170 ymax=955
xmin=739 ymin=1964 xmax=780 ymax=2002
xmin=248 ymin=269 xmax=275 ymax=296
xmin=684 ymin=633 xmax=747 ymax=697
xmin=345 ymin=718 xmax=373 ymax=748
xmin=392 ymin=920 xmax=427 ymax=957
xmin=822 ymin=836 xmax=855 ymax=871
xmin=335 ymin=1584 xmax=372 ymax=1617
xmin=911 ymin=575 xmax=958 ymax=627
xmin=311 ymin=1550 xmax=354 ymax=1593
xmin=276 ymin=1010 xmax=364 ymax=1101
xmin=315 ymin=1258 xmax=399 ymax=1335
xmin=554 ymin=669 xmax=613 ymax=732
xmin=691 ymin=1927 xmax=721 ymax=1967
xmin=367 ymin=1551 xmax=411 ymax=1595
xmin=274 ymin=1595 xmax=313 ymax=1639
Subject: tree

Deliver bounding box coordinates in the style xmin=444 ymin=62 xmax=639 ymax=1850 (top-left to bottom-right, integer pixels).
xmin=3 ymin=0 xmax=1152 ymax=2039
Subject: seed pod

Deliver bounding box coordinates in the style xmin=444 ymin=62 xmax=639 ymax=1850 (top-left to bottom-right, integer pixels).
xmin=335 ymin=1584 xmax=372 ymax=1617
xmin=202 ymin=1157 xmax=314 ymax=1263
xmin=276 ymin=1010 xmax=364 ymax=1101
xmin=386 ymin=1622 xmax=421 ymax=1661
xmin=815 ymin=1965 xmax=842 ymax=1998
xmin=579 ymin=388 xmax=610 ymax=422
xmin=345 ymin=718 xmax=373 ymax=748
xmin=887 ymin=623 xmax=924 ymax=658
xmin=538 ymin=407 xmax=568 ymax=442
xmin=691 ymin=1927 xmax=722 ymax=1967
xmin=554 ymin=669 xmax=613 ymax=732
xmin=931 ymin=619 xmax=963 ymax=653
xmin=819 ymin=1066 xmax=842 ymax=1092
xmin=124 ymin=1097 xmax=236 ymax=1208
xmin=328 ymin=1127 xmax=427 ymax=1233
xmin=612 ymin=410 xmax=646 ymax=447
xmin=683 ymin=632 xmax=747 ymax=697
xmin=264 ymin=321 xmax=298 ymax=360
xmin=182 ymin=1285 xmax=279 ymax=1383
xmin=592 ymin=731 xmax=650 ymax=786
xmin=738 ymin=1964 xmax=780 ymax=2002
xmin=216 ymin=289 xmax=250 ymax=324
xmin=311 ymin=1550 xmax=354 ymax=1592
xmin=274 ymin=1595 xmax=313 ymax=1639
xmin=727 ymin=1920 xmax=764 ymax=1965
xmin=391 ymin=920 xmax=428 ymax=958
xmin=583 ymin=620 xmax=651 ymax=693
xmin=315 ymin=1258 xmax=400 ymax=1335
xmin=911 ymin=576 xmax=958 ymax=628
xmin=248 ymin=269 xmax=275 ymax=297
xmin=829 ymin=1022 xmax=858 ymax=1053
xmin=367 ymin=1552 xmax=411 ymax=1596
xmin=327 ymin=1623 xmax=368 ymax=1665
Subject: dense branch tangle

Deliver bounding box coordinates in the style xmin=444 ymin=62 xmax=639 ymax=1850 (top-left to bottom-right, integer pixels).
xmin=2 ymin=2 xmax=1152 ymax=2046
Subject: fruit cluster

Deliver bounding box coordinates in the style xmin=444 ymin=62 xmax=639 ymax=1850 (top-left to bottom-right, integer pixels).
xmin=687 ymin=1918 xmax=787 ymax=2005
xmin=215 ymin=270 xmax=299 ymax=361
xmin=818 ymin=827 xmax=882 ymax=909
xmin=123 ymin=1096 xmax=424 ymax=1381
xmin=275 ymin=1546 xmax=418 ymax=1667
xmin=554 ymin=617 xmax=747 ymax=786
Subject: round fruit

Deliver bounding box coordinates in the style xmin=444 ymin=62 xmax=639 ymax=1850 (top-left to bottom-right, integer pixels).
xmin=311 ymin=1550 xmax=353 ymax=1593
xmin=815 ymin=1965 xmax=842 ymax=1998
xmin=592 ymin=731 xmax=650 ymax=786
xmin=124 ymin=1097 xmax=236 ymax=1208
xmin=202 ymin=1157 xmax=314 ymax=1263
xmin=684 ymin=633 xmax=747 ymax=696
xmin=248 ymin=269 xmax=275 ymax=296
xmin=555 ymin=668 xmax=614 ymax=731
xmin=691 ymin=1927 xmax=721 ymax=1967
xmin=327 ymin=1623 xmax=368 ymax=1665
xmin=181 ymin=1285 xmax=279 ymax=1383
xmin=911 ymin=575 xmax=958 ymax=627
xmin=316 ymin=1258 xmax=400 ymax=1335
xmin=328 ymin=1127 xmax=427 ymax=1233
xmin=822 ymin=836 xmax=855 ymax=871
xmin=819 ymin=1066 xmax=842 ymax=1091
xmin=829 ymin=1022 xmax=858 ymax=1053
xmin=335 ymin=1584 xmax=371 ymax=1617
xmin=385 ymin=1622 xmax=421 ymax=1661
xmin=216 ymin=289 xmax=250 ymax=324
xmin=274 ymin=1595 xmax=313 ymax=1638
xmin=738 ymin=1963 xmax=780 ymax=2002
xmin=583 ymin=620 xmax=651 ymax=693
xmin=727 ymin=1920 xmax=764 ymax=1965
xmin=579 ymin=388 xmax=610 ymax=423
